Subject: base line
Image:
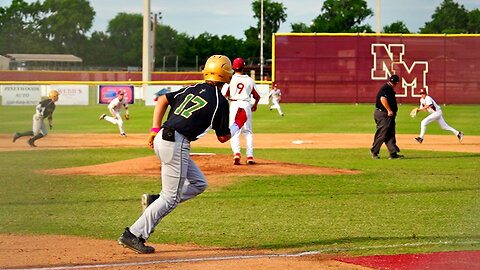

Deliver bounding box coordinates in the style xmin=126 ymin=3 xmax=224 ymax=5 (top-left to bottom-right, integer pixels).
xmin=11 ymin=240 xmax=479 ymax=270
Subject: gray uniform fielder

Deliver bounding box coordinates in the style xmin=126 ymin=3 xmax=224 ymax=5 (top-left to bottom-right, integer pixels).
xmin=12 ymin=90 xmax=59 ymax=147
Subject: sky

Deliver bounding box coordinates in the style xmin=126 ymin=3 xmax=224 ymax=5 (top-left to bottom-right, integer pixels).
xmin=2 ymin=0 xmax=480 ymax=38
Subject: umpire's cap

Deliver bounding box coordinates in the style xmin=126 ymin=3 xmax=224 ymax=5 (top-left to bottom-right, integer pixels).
xmin=389 ymin=74 xmax=400 ymax=84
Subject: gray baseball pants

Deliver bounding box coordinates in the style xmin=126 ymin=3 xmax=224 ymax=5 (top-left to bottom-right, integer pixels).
xmin=129 ymin=129 xmax=207 ymax=240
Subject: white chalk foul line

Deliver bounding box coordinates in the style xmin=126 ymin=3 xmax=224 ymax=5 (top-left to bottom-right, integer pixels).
xmin=10 ymin=240 xmax=479 ymax=270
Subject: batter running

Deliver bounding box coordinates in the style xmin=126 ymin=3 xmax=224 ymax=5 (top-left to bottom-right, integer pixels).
xmin=118 ymin=55 xmax=247 ymax=254
xmin=12 ymin=90 xmax=59 ymax=147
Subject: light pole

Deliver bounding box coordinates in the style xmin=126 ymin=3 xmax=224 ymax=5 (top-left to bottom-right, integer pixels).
xmin=142 ymin=0 xmax=152 ymax=85
xmin=376 ymin=0 xmax=381 ymax=34
xmin=260 ymin=0 xmax=264 ymax=81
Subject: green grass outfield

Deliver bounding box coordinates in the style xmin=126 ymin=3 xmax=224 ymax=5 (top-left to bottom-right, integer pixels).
xmin=0 ymin=103 xmax=479 ymax=256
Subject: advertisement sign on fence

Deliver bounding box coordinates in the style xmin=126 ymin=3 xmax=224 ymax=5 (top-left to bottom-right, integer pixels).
xmin=1 ymin=85 xmax=41 ymax=106
xmin=50 ymin=85 xmax=89 ymax=105
xmin=98 ymin=85 xmax=134 ymax=104
xmin=144 ymin=85 xmax=183 ymax=106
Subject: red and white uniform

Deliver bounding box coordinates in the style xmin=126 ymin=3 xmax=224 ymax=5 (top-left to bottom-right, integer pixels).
xmin=224 ymin=73 xmax=260 ymax=158
xmin=104 ymin=97 xmax=128 ymax=135
xmin=269 ymin=88 xmax=284 ymax=116
xmin=418 ymin=95 xmax=459 ymax=138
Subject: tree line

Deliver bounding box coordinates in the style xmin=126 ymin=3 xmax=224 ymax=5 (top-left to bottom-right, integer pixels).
xmin=1 ymin=0 xmax=479 ymax=71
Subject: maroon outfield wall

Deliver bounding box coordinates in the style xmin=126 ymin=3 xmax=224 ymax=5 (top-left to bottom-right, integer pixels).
xmin=273 ymin=34 xmax=480 ymax=104
xmin=0 ymin=70 xmax=203 ymax=82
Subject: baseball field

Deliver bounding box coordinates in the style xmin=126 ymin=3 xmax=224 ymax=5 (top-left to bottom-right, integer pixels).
xmin=0 ymin=103 xmax=479 ymax=269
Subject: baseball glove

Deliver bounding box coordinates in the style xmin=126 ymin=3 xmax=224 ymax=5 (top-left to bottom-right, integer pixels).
xmin=410 ymin=107 xmax=418 ymax=118
xmin=125 ymin=114 xmax=130 ymax=120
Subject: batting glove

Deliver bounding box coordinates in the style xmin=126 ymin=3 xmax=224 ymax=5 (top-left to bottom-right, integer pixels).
xmin=148 ymin=128 xmax=160 ymax=149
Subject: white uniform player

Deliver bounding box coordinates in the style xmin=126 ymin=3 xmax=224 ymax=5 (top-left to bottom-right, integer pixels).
xmin=99 ymin=89 xmax=130 ymax=136
xmin=224 ymin=58 xmax=260 ymax=165
xmin=269 ymin=82 xmax=284 ymax=116
xmin=414 ymin=89 xmax=463 ymax=143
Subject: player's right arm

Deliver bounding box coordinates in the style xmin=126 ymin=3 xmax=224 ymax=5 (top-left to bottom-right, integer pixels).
xmin=152 ymin=95 xmax=169 ymax=129
xmin=148 ymin=95 xmax=170 ymax=149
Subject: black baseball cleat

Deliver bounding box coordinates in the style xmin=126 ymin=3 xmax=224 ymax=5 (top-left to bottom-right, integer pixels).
xmin=414 ymin=137 xmax=423 ymax=144
xmin=389 ymin=153 xmax=404 ymax=159
xmin=99 ymin=113 xmax=106 ymax=120
xmin=370 ymin=150 xmax=380 ymax=159
xmin=120 ymin=133 xmax=127 ymax=137
xmin=457 ymin=131 xmax=464 ymax=142
xmin=118 ymin=227 xmax=154 ymax=254
xmin=12 ymin=133 xmax=20 ymax=143
xmin=141 ymin=194 xmax=160 ymax=212
xmin=28 ymin=138 xmax=37 ymax=147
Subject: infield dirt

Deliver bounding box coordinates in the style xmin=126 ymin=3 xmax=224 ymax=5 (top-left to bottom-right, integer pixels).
xmin=1 ymin=133 xmax=479 ymax=269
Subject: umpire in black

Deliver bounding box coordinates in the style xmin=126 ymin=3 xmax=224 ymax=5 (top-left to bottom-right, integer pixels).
xmin=370 ymin=74 xmax=403 ymax=159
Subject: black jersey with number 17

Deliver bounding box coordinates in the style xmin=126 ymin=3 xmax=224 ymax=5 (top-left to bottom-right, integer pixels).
xmin=163 ymin=83 xmax=230 ymax=141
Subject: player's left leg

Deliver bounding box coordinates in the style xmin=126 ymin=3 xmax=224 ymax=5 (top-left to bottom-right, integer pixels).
xmin=13 ymin=131 xmax=34 ymax=142
xmin=276 ymin=102 xmax=284 ymax=116
xmin=113 ymin=112 xmax=126 ymax=136
xmin=29 ymin=121 xmax=48 ymax=147
xmin=180 ymin=158 xmax=207 ymax=202
xmin=436 ymin=113 xmax=459 ymax=135
xmin=130 ymin=132 xmax=189 ymax=240
xmin=243 ymin=106 xmax=254 ymax=163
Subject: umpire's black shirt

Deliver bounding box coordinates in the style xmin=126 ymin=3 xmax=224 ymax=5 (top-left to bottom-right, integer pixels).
xmin=375 ymin=82 xmax=398 ymax=113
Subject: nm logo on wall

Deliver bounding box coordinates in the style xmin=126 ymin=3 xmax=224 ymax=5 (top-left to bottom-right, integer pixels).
xmin=371 ymin=44 xmax=428 ymax=97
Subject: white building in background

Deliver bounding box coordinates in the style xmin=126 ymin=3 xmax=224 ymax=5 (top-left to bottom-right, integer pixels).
xmin=0 ymin=54 xmax=82 ymax=71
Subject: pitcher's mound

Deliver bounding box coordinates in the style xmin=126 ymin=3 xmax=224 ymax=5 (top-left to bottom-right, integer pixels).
xmin=38 ymin=154 xmax=360 ymax=186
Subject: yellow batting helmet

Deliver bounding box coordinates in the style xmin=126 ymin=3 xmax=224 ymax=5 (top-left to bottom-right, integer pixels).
xmin=48 ymin=90 xmax=59 ymax=100
xmin=203 ymin=55 xmax=234 ymax=84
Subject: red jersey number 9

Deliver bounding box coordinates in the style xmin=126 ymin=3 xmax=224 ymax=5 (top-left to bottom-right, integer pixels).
xmin=236 ymin=83 xmax=245 ymax=94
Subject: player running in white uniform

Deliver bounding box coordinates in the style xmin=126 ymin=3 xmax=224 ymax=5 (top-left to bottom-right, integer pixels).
xmin=117 ymin=55 xmax=247 ymax=254
xmin=269 ymin=82 xmax=284 ymax=116
xmin=99 ymin=89 xmax=130 ymax=136
xmin=12 ymin=90 xmax=59 ymax=147
xmin=413 ymin=89 xmax=463 ymax=143
xmin=223 ymin=57 xmax=260 ymax=165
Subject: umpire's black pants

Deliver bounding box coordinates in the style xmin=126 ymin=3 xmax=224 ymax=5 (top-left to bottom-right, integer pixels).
xmin=371 ymin=109 xmax=400 ymax=155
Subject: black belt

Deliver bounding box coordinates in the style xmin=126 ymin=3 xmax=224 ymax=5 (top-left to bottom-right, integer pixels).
xmin=162 ymin=127 xmax=196 ymax=142
xmin=375 ymin=108 xmax=386 ymax=112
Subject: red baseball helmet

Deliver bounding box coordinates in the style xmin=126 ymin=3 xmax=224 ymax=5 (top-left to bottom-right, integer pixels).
xmin=232 ymin=57 xmax=245 ymax=71
xmin=117 ymin=89 xmax=124 ymax=95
